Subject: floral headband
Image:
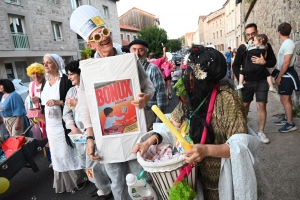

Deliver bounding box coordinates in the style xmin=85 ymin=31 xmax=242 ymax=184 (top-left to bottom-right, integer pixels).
xmin=184 ymin=45 xmax=214 ymax=80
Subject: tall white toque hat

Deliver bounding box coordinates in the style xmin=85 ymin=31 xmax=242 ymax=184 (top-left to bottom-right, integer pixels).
xmin=70 ymin=5 xmax=106 ymax=41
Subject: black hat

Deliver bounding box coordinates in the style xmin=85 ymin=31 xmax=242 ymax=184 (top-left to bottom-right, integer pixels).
xmin=128 ymin=39 xmax=148 ymax=48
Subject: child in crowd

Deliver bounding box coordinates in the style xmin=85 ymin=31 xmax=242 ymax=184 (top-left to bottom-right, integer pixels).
xmin=236 ymin=34 xmax=276 ymax=92
xmin=171 ymin=65 xmax=182 ymax=87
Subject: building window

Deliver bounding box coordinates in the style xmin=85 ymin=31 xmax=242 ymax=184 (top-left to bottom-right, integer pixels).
xmin=127 ymin=35 xmax=130 ymax=41
xmin=52 ymin=21 xmax=63 ymax=41
xmin=133 ymin=35 xmax=137 ymax=40
xmin=5 ymin=61 xmax=30 ymax=83
xmin=47 ymin=0 xmax=58 ymax=3
xmin=15 ymin=61 xmax=30 ymax=83
xmin=220 ymin=30 xmax=222 ymax=37
xmin=120 ymin=34 xmax=124 ymax=40
xmin=103 ymin=6 xmax=108 ymax=18
xmin=213 ymin=33 xmax=215 ymax=39
xmin=71 ymin=0 xmax=80 ymax=9
xmin=9 ymin=15 xmax=30 ymax=50
xmin=4 ymin=0 xmax=21 ymax=5
xmin=217 ymin=31 xmax=218 ymax=38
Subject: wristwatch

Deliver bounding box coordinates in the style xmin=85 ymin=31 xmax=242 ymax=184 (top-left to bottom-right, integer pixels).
xmin=86 ymin=136 xmax=95 ymax=140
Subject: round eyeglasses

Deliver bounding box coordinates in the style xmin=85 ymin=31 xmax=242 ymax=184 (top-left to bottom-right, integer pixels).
xmin=88 ymin=27 xmax=110 ymax=43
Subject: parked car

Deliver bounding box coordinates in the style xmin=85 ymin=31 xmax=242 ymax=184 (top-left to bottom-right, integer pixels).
xmin=172 ymin=54 xmax=182 ymax=66
xmin=9 ymin=79 xmax=29 ymax=102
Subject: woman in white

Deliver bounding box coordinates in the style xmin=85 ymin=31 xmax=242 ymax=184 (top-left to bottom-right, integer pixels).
xmin=63 ymin=60 xmax=112 ymax=198
xmin=41 ymin=54 xmax=86 ymax=193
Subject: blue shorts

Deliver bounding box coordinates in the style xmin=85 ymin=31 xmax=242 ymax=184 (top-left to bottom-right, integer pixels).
xmin=278 ymin=77 xmax=294 ymax=95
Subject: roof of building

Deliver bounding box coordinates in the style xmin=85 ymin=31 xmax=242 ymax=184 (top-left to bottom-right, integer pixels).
xmin=119 ymin=7 xmax=159 ymax=21
xmin=122 ymin=39 xmax=131 ymax=46
xmin=120 ymin=24 xmax=140 ymax=31
xmin=198 ymin=15 xmax=207 ymax=24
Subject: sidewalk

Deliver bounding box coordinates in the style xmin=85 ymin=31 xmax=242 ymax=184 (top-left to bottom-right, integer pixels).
xmin=247 ymin=92 xmax=300 ymax=200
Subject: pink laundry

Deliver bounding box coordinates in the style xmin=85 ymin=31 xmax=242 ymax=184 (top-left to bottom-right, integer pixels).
xmin=143 ymin=142 xmax=179 ymax=162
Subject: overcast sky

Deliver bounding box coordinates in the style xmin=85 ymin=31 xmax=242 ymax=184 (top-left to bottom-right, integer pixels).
xmin=116 ymin=0 xmax=226 ymax=39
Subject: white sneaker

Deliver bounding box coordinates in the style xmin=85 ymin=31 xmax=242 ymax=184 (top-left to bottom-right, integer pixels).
xmin=236 ymin=84 xmax=244 ymax=90
xmin=258 ymin=132 xmax=270 ymax=144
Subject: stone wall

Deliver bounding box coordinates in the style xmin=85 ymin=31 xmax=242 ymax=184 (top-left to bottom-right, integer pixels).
xmin=246 ymin=0 xmax=300 ymax=106
xmin=93 ymin=0 xmax=121 ymax=44
xmin=0 ymin=0 xmax=121 ymax=52
xmin=0 ymin=0 xmax=78 ymax=51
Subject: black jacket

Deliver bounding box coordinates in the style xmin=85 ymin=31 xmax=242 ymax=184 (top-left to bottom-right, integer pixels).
xmin=233 ymin=43 xmax=277 ymax=82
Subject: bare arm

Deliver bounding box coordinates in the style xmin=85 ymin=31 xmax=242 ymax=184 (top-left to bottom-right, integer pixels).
xmin=15 ymin=116 xmax=22 ymax=130
xmin=132 ymin=135 xmax=158 ymax=156
xmin=162 ymin=46 xmax=166 ymax=58
xmin=184 ymin=143 xmax=230 ymax=163
xmin=275 ymin=54 xmax=292 ymax=86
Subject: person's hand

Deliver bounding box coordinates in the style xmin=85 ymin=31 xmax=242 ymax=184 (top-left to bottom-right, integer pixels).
xmin=31 ymin=96 xmax=40 ymax=104
xmin=184 ymin=144 xmax=208 ymax=163
xmin=66 ymin=98 xmax=77 ymax=107
xmin=87 ymin=139 xmax=101 ymax=161
xmin=132 ymin=141 xmax=152 ymax=156
xmin=275 ymin=76 xmax=281 ymax=86
xmin=163 ymin=46 xmax=166 ymax=52
xmin=15 ymin=122 xmax=21 ymax=131
xmin=131 ymin=93 xmax=149 ymax=109
xmin=170 ymin=117 xmax=181 ymax=128
xmin=46 ymin=99 xmax=61 ymax=107
xmin=251 ymin=53 xmax=266 ymax=65
xmin=71 ymin=127 xmax=82 ymax=134
xmin=240 ymin=41 xmax=246 ymax=45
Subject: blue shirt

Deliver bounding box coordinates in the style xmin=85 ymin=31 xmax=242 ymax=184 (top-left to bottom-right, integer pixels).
xmin=225 ymin=51 xmax=232 ymax=63
xmin=0 ymin=91 xmax=27 ymax=118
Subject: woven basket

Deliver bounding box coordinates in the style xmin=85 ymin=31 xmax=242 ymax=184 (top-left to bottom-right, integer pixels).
xmin=137 ymin=132 xmax=196 ymax=199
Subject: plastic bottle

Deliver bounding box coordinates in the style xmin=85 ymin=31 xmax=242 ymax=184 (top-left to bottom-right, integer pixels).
xmin=126 ymin=173 xmax=157 ymax=200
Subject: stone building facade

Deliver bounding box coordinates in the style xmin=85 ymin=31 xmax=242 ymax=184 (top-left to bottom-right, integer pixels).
xmin=202 ymin=7 xmax=226 ymax=53
xmin=224 ymin=0 xmax=243 ymax=51
xmin=119 ymin=24 xmax=139 ymax=51
xmin=185 ymin=32 xmax=194 ymax=48
xmin=0 ymin=0 xmax=120 ymax=84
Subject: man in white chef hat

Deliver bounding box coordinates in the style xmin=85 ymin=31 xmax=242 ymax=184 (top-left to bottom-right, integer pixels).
xmin=70 ymin=5 xmax=155 ymax=200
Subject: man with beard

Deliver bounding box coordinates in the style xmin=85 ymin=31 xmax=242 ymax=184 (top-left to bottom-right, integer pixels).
xmin=232 ymin=23 xmax=277 ymax=144
xmin=129 ymin=39 xmax=168 ymax=130
xmin=70 ymin=5 xmax=155 ymax=200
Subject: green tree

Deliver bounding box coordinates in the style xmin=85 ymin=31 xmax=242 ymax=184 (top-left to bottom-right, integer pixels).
xmin=137 ymin=26 xmax=168 ymax=58
xmin=166 ymin=39 xmax=182 ymax=52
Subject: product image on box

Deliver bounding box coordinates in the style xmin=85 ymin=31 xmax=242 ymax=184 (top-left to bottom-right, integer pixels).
xmin=94 ymin=79 xmax=139 ymax=137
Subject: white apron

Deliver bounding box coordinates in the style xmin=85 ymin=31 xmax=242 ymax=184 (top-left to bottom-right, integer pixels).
xmin=41 ymin=80 xmax=81 ymax=172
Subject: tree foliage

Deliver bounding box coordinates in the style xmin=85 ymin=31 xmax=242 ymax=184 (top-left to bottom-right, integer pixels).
xmin=166 ymin=39 xmax=182 ymax=53
xmin=138 ymin=26 xmax=168 ymax=58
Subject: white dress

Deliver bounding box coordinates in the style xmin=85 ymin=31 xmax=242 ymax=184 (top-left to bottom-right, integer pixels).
xmin=41 ymin=80 xmax=82 ymax=172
